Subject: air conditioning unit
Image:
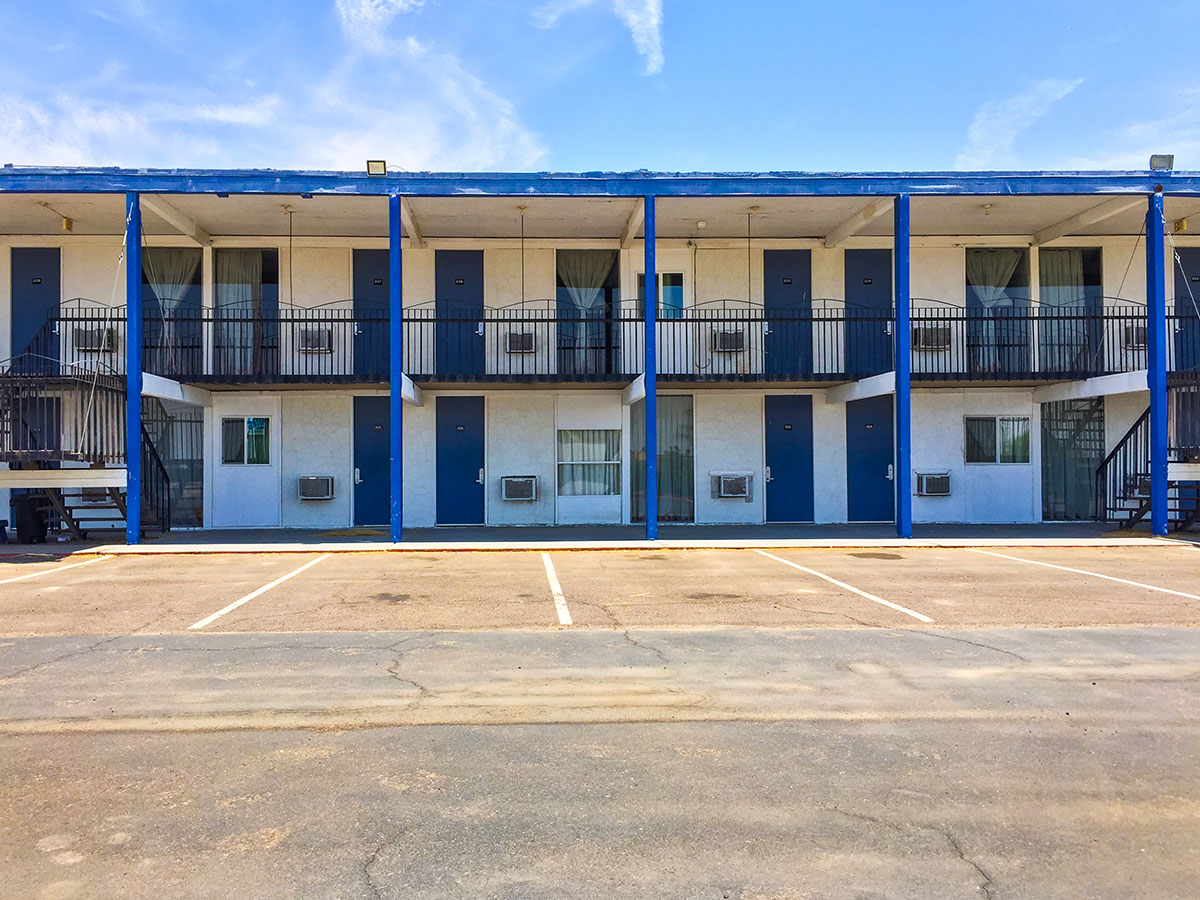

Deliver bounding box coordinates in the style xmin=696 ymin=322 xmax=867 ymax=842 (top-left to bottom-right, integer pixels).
xmin=1123 ymin=324 xmax=1148 ymax=351
xmin=298 ymin=475 xmax=335 ymax=500
xmin=298 ymin=327 xmax=333 ymax=353
xmin=912 ymin=325 xmax=952 ymax=351
xmin=711 ymin=472 xmax=753 ymax=501
xmin=916 ymin=472 xmax=951 ymax=496
xmin=501 ymin=475 xmax=538 ymax=501
xmin=74 ymin=326 xmax=116 ymax=353
xmin=506 ymin=331 xmax=535 ymax=353
xmin=712 ymin=330 xmax=746 ymax=352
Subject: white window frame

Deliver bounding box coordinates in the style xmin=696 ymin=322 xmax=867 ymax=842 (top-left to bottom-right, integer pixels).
xmin=963 ymin=415 xmax=1030 ymax=465
xmin=556 ymin=428 xmax=622 ymax=497
xmin=220 ymin=416 xmax=271 ymax=466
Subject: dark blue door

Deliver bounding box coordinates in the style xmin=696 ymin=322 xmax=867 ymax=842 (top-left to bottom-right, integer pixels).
xmin=353 ymin=396 xmax=390 ymax=526
xmin=844 ymin=249 xmax=893 ymax=376
xmin=846 ymin=394 xmax=894 ymax=522
xmin=1174 ymin=247 xmax=1200 ymax=374
xmin=353 ymin=249 xmax=390 ymax=379
xmin=763 ymin=250 xmax=812 ymax=377
xmin=764 ymin=394 xmax=814 ymax=522
xmin=435 ymin=250 xmax=484 ymax=378
xmin=11 ymin=248 xmax=61 ymax=372
xmin=436 ymin=395 xmax=485 ymax=525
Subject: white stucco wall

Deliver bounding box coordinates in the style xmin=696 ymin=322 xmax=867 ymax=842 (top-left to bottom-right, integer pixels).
xmin=811 ymin=391 xmax=848 ymax=523
xmin=486 ymin=392 xmax=555 ymax=525
xmin=61 ymin=241 xmax=125 ymax=304
xmin=912 ymin=247 xmax=964 ymax=306
xmin=1104 ymin=390 xmax=1150 ymax=454
xmin=279 ymin=392 xmax=352 ymax=528
xmin=485 ymin=248 xmax=555 ymax=306
xmin=692 ymin=392 xmax=764 ymax=524
xmin=910 ymin=388 xmax=1040 ymax=523
xmin=289 ymin=247 xmax=350 ymax=307
xmin=401 ymin=398 xmax=437 ymax=527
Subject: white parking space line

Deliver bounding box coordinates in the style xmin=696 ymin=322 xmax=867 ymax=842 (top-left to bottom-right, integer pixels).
xmin=754 ymin=550 xmax=934 ymax=623
xmin=541 ymin=552 xmax=573 ymax=626
xmin=0 ymin=556 xmax=107 ymax=585
xmin=188 ymin=554 xmax=332 ymax=631
xmin=968 ymin=548 xmax=1200 ymax=601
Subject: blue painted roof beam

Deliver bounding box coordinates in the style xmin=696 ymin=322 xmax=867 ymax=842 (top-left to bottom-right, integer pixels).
xmin=0 ymin=167 xmax=1197 ymax=197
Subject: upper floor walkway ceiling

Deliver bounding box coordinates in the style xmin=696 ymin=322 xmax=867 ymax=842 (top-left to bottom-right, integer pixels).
xmin=4 ymin=168 xmax=1200 ymax=241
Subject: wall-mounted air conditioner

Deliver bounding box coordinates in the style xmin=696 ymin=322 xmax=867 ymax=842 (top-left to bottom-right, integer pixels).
xmin=506 ymin=331 xmax=535 ymax=353
xmin=916 ymin=472 xmax=951 ymax=496
xmin=711 ymin=471 xmax=753 ymax=501
xmin=501 ymin=475 xmax=538 ymax=500
xmin=912 ymin=325 xmax=952 ymax=352
xmin=712 ymin=330 xmax=746 ymax=352
xmin=1123 ymin=324 xmax=1148 ymax=351
xmin=298 ymin=475 xmax=335 ymax=500
xmin=298 ymin=328 xmax=333 ymax=353
xmin=74 ymin=326 xmax=116 ymax=353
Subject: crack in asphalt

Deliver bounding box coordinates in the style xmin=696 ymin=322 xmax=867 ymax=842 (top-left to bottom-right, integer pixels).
xmin=363 ymin=840 xmax=387 ymax=900
xmin=913 ymin=630 xmax=1030 ymax=662
xmin=584 ymin=597 xmax=672 ymax=666
xmin=0 ymin=611 xmax=170 ymax=683
xmin=825 ymin=807 xmax=996 ymax=899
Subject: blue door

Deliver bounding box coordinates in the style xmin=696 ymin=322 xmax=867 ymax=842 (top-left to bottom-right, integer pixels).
xmin=353 ymin=396 xmax=390 ymax=526
xmin=844 ymin=249 xmax=893 ymax=376
xmin=764 ymin=394 xmax=814 ymax=522
xmin=436 ymin=395 xmax=485 ymax=525
xmin=1174 ymin=247 xmax=1200 ymax=374
xmin=435 ymin=250 xmax=484 ymax=378
xmin=352 ymin=249 xmax=389 ymax=379
xmin=763 ymin=250 xmax=812 ymax=377
xmin=11 ymin=248 xmax=60 ymax=372
xmin=846 ymin=394 xmax=894 ymax=522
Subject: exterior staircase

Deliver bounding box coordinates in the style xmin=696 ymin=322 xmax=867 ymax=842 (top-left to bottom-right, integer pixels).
xmin=1096 ymin=381 xmax=1200 ymax=531
xmin=0 ymin=353 xmax=170 ymax=540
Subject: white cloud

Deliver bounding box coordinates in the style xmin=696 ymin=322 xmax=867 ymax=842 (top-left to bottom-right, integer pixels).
xmin=533 ymin=0 xmax=664 ymax=74
xmin=334 ymin=0 xmax=424 ymax=52
xmin=1063 ymin=90 xmax=1200 ymax=169
xmin=955 ymin=78 xmax=1083 ymax=170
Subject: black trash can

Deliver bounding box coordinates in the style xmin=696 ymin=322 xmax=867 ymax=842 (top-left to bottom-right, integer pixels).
xmin=11 ymin=495 xmax=47 ymax=544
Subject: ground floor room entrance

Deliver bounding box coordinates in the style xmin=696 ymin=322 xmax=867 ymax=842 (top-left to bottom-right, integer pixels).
xmin=846 ymin=394 xmax=894 ymax=522
xmin=764 ymin=394 xmax=814 ymax=523
xmin=436 ymin=395 xmax=486 ymax=525
xmin=352 ymin=396 xmax=390 ymax=527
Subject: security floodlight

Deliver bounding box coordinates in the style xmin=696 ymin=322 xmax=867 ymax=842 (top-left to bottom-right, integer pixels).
xmin=1150 ymin=154 xmax=1174 ymax=171
xmin=366 ymin=160 xmax=387 ymax=177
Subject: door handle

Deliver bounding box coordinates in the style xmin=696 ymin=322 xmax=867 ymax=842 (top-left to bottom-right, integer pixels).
xmin=353 ymin=323 xmax=363 ymax=336
xmin=354 ymin=467 xmax=363 ymax=485
xmin=476 ymin=323 xmax=485 ymax=336
xmin=764 ymin=466 xmax=773 ymax=483
xmin=886 ymin=464 xmax=894 ymax=481
xmin=476 ymin=468 xmax=485 ymax=485
xmin=884 ymin=322 xmax=893 ymax=335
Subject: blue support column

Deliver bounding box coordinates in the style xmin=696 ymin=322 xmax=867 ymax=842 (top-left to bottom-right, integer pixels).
xmin=124 ymin=192 xmax=143 ymax=544
xmin=389 ymin=194 xmax=405 ymax=542
xmin=893 ymin=193 xmax=913 ymax=538
xmin=1147 ymin=191 xmax=1169 ymax=536
xmin=643 ymin=194 xmax=658 ymax=539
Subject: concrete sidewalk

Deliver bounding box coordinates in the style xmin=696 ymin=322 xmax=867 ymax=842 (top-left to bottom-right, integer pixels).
xmin=54 ymin=521 xmax=1191 ymax=554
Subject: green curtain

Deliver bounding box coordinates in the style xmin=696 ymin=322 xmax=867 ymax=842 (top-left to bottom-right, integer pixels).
xmin=631 ymin=396 xmax=694 ymax=522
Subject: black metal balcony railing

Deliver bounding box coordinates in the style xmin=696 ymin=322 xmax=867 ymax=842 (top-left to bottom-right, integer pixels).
xmin=11 ymin=300 xmax=1195 ymax=385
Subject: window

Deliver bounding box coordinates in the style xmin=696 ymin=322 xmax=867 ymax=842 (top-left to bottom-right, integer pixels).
xmin=965 ymin=416 xmax=1030 ymax=464
xmin=214 ymin=249 xmax=281 ymax=377
xmin=636 ymin=272 xmax=684 ymax=319
xmin=221 ymin=417 xmax=270 ymax=465
xmin=631 ymin=395 xmax=695 ymax=522
xmin=557 ymin=429 xmax=620 ymax=496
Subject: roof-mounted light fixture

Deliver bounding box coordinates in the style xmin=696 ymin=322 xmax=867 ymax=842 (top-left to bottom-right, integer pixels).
xmin=366 ymin=160 xmax=387 ymax=177
xmin=1150 ymin=154 xmax=1175 ymax=171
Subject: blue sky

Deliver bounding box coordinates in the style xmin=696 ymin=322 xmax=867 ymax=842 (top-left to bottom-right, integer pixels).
xmin=0 ymin=0 xmax=1197 ymax=172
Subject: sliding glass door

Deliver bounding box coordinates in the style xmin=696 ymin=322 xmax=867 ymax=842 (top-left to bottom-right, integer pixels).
xmin=631 ymin=395 xmax=694 ymax=523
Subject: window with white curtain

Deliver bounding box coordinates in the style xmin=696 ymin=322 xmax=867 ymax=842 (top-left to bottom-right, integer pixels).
xmin=557 ymin=429 xmax=621 ymax=495
xmin=964 ymin=416 xmax=1030 ymax=464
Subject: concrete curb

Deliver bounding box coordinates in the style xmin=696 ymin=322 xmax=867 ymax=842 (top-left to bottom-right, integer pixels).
xmin=61 ymin=536 xmax=1189 ymax=555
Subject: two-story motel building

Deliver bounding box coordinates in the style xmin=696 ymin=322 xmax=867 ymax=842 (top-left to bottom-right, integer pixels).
xmin=1 ymin=166 xmax=1198 ymax=543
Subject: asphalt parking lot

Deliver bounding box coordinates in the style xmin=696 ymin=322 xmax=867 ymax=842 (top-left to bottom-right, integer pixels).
xmin=1 ymin=543 xmax=1197 ymax=636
